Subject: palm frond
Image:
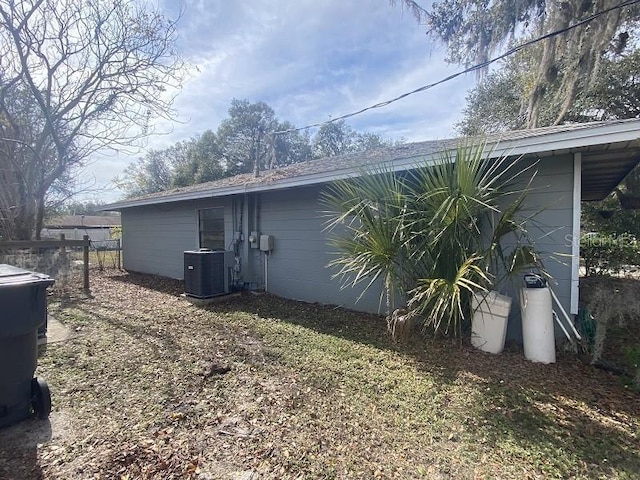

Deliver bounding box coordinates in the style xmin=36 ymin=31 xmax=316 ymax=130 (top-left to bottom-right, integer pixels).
xmin=321 ymin=138 xmax=548 ymax=337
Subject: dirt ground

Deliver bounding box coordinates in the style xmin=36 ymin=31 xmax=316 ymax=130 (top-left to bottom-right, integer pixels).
xmin=0 ymin=269 xmax=638 ymax=479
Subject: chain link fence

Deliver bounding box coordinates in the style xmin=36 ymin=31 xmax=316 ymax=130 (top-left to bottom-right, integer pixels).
xmin=90 ymin=239 xmax=122 ymax=270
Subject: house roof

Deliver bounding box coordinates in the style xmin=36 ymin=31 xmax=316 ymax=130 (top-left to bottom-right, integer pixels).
xmin=103 ymin=119 xmax=640 ymax=210
xmin=45 ymin=215 xmax=121 ymax=228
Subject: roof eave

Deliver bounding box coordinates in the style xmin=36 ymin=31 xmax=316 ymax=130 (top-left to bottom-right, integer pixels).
xmin=101 ymin=121 xmax=640 ymax=210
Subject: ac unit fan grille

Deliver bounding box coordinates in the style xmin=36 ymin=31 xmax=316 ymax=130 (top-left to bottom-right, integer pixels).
xmin=184 ymin=250 xmax=226 ymax=298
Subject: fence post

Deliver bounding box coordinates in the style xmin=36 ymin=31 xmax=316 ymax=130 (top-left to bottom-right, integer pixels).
xmin=58 ymin=233 xmax=67 ymax=276
xmin=83 ymin=235 xmax=90 ymax=293
xmin=117 ymin=238 xmax=121 ymax=270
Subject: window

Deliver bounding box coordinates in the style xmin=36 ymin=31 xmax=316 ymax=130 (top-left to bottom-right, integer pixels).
xmin=199 ymin=208 xmax=224 ymax=250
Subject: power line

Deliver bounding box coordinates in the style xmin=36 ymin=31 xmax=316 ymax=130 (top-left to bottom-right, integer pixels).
xmin=274 ymin=0 xmax=640 ymax=135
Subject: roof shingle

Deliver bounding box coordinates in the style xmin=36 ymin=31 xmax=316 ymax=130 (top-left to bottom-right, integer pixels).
xmin=103 ymin=119 xmax=640 ymax=209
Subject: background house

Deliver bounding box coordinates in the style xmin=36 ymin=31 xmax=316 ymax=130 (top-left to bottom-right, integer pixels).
xmin=102 ymin=120 xmax=640 ymax=341
xmin=41 ymin=215 xmax=121 ymax=243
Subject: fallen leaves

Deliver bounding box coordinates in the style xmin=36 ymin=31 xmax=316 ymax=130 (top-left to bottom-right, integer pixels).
xmin=0 ymin=268 xmax=636 ymax=479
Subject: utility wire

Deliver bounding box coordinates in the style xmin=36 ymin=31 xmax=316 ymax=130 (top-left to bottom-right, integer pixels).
xmin=274 ymin=0 xmax=640 ymax=135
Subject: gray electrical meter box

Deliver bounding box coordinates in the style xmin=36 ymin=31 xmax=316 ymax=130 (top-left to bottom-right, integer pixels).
xmin=260 ymin=235 xmax=274 ymax=252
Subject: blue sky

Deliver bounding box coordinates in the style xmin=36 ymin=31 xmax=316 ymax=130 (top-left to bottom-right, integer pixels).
xmin=91 ymin=0 xmax=476 ymax=201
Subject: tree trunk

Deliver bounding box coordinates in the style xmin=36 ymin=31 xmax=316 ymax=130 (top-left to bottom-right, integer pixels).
xmin=34 ymin=195 xmax=46 ymax=240
xmin=526 ymin=35 xmax=556 ymax=129
xmin=14 ymin=177 xmax=36 ymax=240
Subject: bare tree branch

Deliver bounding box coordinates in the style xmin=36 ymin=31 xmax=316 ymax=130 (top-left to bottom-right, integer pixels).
xmin=0 ymin=0 xmax=185 ymax=239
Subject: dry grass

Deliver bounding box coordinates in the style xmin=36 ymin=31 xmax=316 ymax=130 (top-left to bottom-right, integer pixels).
xmin=1 ymin=269 xmax=639 ymax=479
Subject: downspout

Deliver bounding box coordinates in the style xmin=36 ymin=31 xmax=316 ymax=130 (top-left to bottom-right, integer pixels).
xmin=242 ymin=192 xmax=251 ymax=288
xmin=264 ymin=252 xmax=269 ymax=293
xmin=570 ymin=152 xmax=581 ymax=315
xmin=254 ymin=193 xmax=260 ymax=237
xmin=231 ymin=197 xmax=241 ymax=289
xmin=255 ymin=194 xmax=264 ymax=289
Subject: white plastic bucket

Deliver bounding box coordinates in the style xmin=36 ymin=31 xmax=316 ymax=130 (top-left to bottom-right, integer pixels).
xmin=471 ymin=291 xmax=512 ymax=354
xmin=520 ymin=287 xmax=556 ymax=363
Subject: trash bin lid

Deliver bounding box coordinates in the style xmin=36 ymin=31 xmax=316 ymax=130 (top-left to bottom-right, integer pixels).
xmin=523 ymin=273 xmax=546 ymax=288
xmin=0 ymin=264 xmax=54 ymax=287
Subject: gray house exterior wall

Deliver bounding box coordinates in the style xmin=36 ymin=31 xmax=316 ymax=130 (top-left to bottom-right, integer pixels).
xmin=119 ymin=153 xmax=576 ymax=342
xmin=119 ymin=185 xmax=388 ymax=312
xmin=256 ymin=155 xmax=575 ymax=337
xmin=257 ymin=185 xmax=385 ymax=313
xmin=121 ymin=197 xmax=232 ymax=279
xmin=499 ymin=155 xmax=575 ymax=339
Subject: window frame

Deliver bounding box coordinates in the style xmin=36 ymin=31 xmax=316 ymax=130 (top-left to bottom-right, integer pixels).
xmin=198 ymin=207 xmax=225 ymax=250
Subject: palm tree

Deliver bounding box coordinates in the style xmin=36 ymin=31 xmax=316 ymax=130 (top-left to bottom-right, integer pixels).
xmin=405 ymin=143 xmax=540 ymax=336
xmin=321 ymin=165 xmax=411 ymax=318
xmin=322 ymin=141 xmax=544 ymax=339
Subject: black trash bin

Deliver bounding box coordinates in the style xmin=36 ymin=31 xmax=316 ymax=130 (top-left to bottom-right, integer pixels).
xmin=0 ymin=264 xmax=54 ymax=428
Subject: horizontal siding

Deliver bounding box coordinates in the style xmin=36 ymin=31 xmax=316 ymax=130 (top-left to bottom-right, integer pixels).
xmin=257 ymin=155 xmax=575 ymax=340
xmin=122 ymin=198 xmax=231 ymax=279
xmin=259 ymin=186 xmax=387 ymax=313
xmin=502 ymin=156 xmax=574 ymax=340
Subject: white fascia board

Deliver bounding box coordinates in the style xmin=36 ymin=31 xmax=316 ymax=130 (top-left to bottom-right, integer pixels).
xmin=485 ymin=124 xmax=640 ymax=159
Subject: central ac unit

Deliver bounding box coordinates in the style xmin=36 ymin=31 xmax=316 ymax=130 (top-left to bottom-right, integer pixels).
xmin=184 ymin=250 xmax=230 ymax=298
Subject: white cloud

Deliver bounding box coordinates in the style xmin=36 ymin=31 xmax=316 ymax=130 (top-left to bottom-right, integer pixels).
xmin=86 ymin=0 xmax=475 ymax=202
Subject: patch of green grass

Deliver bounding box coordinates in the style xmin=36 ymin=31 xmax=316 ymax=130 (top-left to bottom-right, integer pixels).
xmin=29 ymin=271 xmax=640 ymax=479
xmin=213 ymin=299 xmax=640 ymax=478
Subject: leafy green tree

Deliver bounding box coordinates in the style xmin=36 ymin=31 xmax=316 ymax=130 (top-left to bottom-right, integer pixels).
xmin=217 ymin=100 xmax=278 ymax=176
xmin=582 ymin=184 xmax=640 ymax=239
xmin=456 ymin=68 xmax=524 ymax=136
xmin=313 ymin=120 xmax=358 ymax=157
xmin=172 ymin=131 xmax=224 ymax=187
xmin=458 ymin=48 xmax=640 ymax=136
xmin=395 ymin=0 xmax=640 ymax=128
xmin=270 ymin=122 xmax=313 ymax=168
xmin=572 ymin=48 xmax=640 ymax=121
xmin=115 ymin=147 xmax=180 ymax=198
xmin=214 ymin=100 xmax=314 ymax=175
xmin=354 ymin=132 xmax=399 ymax=152
xmin=312 ymin=120 xmax=397 ymax=158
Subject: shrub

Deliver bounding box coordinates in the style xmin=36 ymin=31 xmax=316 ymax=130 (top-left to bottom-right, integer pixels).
xmin=581 ymin=233 xmax=640 ymax=276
